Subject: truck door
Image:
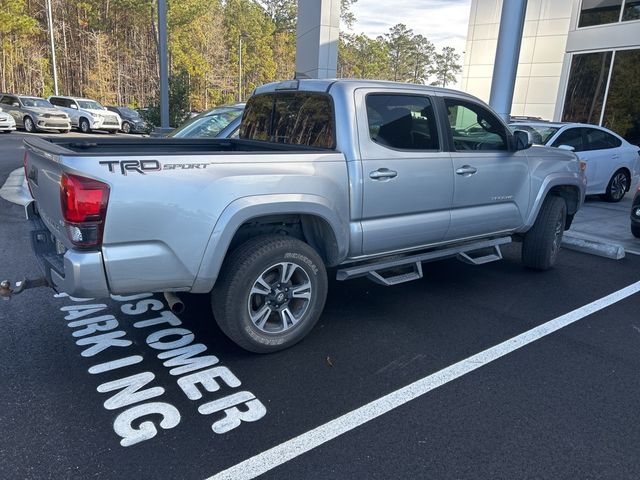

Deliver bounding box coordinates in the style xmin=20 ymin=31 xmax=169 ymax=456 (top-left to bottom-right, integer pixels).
xmin=442 ymin=96 xmax=530 ymax=241
xmin=356 ymin=89 xmax=454 ymax=255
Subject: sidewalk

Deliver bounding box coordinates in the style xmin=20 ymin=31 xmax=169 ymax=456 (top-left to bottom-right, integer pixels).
xmin=565 ymin=194 xmax=640 ymax=256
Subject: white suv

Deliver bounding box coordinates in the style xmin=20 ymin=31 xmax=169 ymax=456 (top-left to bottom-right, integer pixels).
xmin=48 ymin=96 xmax=121 ymax=134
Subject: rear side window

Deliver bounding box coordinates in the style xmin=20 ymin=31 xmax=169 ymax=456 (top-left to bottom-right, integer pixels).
xmin=584 ymin=128 xmax=622 ymax=150
xmin=552 ymin=128 xmax=585 ymax=151
xmin=366 ymin=94 xmax=440 ymax=150
xmin=240 ymin=92 xmax=335 ymax=149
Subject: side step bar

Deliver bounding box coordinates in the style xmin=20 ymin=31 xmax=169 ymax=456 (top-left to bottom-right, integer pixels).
xmin=337 ymin=236 xmax=511 ymax=286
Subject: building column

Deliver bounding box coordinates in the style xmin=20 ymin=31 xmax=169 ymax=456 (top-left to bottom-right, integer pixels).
xmin=489 ymin=0 xmax=528 ymax=122
xmin=295 ymin=0 xmax=340 ymax=79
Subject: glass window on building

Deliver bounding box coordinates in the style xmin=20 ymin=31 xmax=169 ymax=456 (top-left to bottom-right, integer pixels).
xmin=602 ymin=49 xmax=640 ymax=146
xmin=562 ymin=51 xmax=612 ymax=125
xmin=622 ymin=0 xmax=640 ymax=21
xmin=578 ymin=0 xmax=623 ymax=27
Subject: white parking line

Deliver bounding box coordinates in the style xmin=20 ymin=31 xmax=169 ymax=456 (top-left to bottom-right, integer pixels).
xmin=207 ymin=280 xmax=640 ymax=480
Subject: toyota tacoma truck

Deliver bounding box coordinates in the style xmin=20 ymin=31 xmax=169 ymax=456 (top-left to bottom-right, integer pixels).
xmin=20 ymin=79 xmax=586 ymax=352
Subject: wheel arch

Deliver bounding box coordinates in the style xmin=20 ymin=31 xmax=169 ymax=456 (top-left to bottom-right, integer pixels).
xmin=191 ymin=194 xmax=349 ymax=293
xmin=521 ymin=174 xmax=584 ymax=232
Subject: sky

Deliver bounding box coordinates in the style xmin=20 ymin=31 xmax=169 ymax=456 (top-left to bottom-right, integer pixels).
xmin=349 ymin=0 xmax=472 ymax=56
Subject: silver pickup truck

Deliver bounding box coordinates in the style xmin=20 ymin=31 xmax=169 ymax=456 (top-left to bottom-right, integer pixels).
xmin=21 ymin=79 xmax=586 ymax=352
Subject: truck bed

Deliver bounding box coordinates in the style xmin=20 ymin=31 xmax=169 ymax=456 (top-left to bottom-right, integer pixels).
xmin=25 ymin=136 xmax=334 ymax=156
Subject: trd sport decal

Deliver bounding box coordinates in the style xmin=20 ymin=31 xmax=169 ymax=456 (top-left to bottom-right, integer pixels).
xmin=99 ymin=160 xmax=214 ymax=174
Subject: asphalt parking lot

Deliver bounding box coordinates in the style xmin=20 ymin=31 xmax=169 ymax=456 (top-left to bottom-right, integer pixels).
xmin=2 ymin=132 xmax=640 ymax=479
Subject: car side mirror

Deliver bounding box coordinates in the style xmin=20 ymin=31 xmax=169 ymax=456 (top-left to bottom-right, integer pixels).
xmin=70 ymin=104 xmax=78 ymax=109
xmin=12 ymin=102 xmax=19 ymax=107
xmin=557 ymin=144 xmax=575 ymax=152
xmin=513 ymin=130 xmax=532 ymax=150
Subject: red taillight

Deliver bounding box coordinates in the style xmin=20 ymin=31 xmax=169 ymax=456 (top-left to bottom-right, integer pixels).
xmin=60 ymin=173 xmax=110 ymax=247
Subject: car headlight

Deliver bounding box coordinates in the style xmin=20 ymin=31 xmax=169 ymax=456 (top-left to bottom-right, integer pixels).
xmin=92 ymin=113 xmax=103 ymax=119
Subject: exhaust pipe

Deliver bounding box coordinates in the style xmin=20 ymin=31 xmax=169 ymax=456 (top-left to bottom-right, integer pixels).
xmin=163 ymin=291 xmax=185 ymax=314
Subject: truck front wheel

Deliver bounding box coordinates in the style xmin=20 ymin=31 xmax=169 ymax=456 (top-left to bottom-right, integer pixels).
xmin=211 ymin=235 xmax=328 ymax=353
xmin=522 ymin=195 xmax=567 ymax=270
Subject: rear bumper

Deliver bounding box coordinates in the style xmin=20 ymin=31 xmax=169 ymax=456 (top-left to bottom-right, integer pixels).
xmin=28 ymin=205 xmax=110 ymax=298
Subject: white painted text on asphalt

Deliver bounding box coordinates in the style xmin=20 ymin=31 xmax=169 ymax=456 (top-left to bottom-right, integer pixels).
xmin=56 ymin=292 xmax=266 ymax=447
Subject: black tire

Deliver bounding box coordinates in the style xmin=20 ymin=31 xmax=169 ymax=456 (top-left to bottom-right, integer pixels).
xmin=23 ymin=116 xmax=36 ymax=133
xmin=212 ymin=235 xmax=328 ymax=353
xmin=79 ymin=117 xmax=91 ymax=133
xmin=121 ymin=121 xmax=131 ymax=134
xmin=522 ymin=195 xmax=567 ymax=270
xmin=602 ymin=169 xmax=629 ymax=202
xmin=632 ymin=224 xmax=640 ymax=239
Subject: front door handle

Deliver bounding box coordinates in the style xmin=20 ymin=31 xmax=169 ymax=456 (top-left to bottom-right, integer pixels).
xmin=456 ymin=165 xmax=478 ymax=176
xmin=369 ymin=168 xmax=398 ymax=180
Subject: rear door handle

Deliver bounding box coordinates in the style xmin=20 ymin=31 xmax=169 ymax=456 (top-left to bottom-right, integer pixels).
xmin=369 ymin=168 xmax=398 ymax=180
xmin=456 ymin=165 xmax=478 ymax=176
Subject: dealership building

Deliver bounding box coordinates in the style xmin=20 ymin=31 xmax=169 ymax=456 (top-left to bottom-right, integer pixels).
xmin=461 ymin=0 xmax=640 ymax=145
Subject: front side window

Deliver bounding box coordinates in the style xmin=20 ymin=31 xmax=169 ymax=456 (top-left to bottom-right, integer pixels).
xmin=49 ymin=97 xmax=62 ymax=106
xmin=579 ymin=0 xmax=623 ymax=27
xmin=241 ymin=92 xmax=335 ymax=149
xmin=445 ymin=99 xmax=507 ymax=151
xmin=0 ymin=96 xmax=14 ymax=105
xmin=366 ymin=94 xmax=440 ymax=150
xmin=584 ymin=128 xmax=622 ymax=150
xmin=552 ymin=128 xmax=585 ymax=151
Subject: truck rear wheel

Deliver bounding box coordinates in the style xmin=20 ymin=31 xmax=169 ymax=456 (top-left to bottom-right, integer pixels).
xmin=522 ymin=195 xmax=567 ymax=270
xmin=211 ymin=235 xmax=328 ymax=353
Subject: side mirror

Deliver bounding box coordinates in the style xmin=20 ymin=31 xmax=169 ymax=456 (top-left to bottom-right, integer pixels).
xmin=557 ymin=144 xmax=575 ymax=152
xmin=513 ymin=130 xmax=532 ymax=150
xmin=70 ymin=103 xmax=78 ymax=109
xmin=12 ymin=102 xmax=19 ymax=107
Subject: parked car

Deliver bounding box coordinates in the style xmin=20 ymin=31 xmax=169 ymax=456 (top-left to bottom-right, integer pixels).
xmin=168 ymin=104 xmax=244 ymax=139
xmin=23 ymin=79 xmax=586 ymax=353
xmin=0 ymin=107 xmax=16 ymax=133
xmin=631 ymin=186 xmax=640 ymax=238
xmin=48 ymin=96 xmax=121 ymax=134
xmin=0 ymin=94 xmax=70 ymax=133
xmin=106 ymin=106 xmax=150 ymax=134
xmin=510 ymin=121 xmax=640 ymax=202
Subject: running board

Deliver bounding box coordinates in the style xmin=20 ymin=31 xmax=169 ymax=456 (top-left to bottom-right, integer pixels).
xmin=337 ymin=236 xmax=511 ymax=285
xmin=457 ymin=244 xmax=503 ymax=265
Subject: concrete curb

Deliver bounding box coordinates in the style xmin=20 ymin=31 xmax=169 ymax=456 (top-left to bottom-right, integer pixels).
xmin=0 ymin=167 xmax=32 ymax=206
xmin=562 ymin=233 xmax=626 ymax=260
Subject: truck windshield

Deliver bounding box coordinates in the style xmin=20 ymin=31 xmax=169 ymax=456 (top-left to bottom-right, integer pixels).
xmin=240 ymin=92 xmax=335 ymax=149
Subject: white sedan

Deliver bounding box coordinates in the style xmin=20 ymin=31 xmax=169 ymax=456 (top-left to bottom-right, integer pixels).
xmin=511 ymin=122 xmax=640 ymax=202
xmin=0 ymin=108 xmax=16 ymax=133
